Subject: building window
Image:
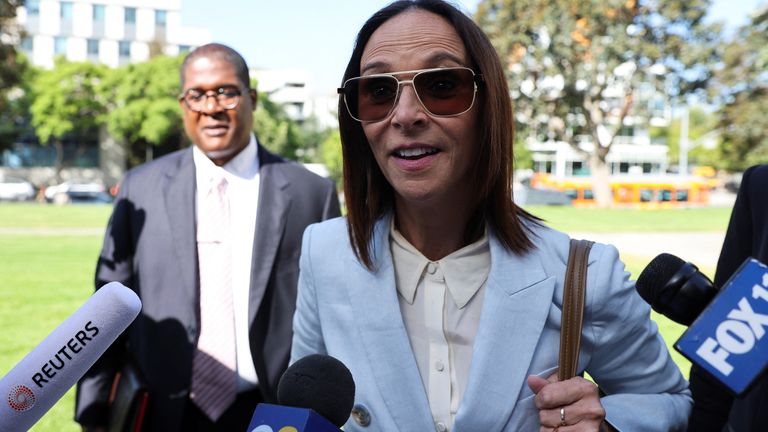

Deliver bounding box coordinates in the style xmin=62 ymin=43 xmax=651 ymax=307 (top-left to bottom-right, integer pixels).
xmin=60 ymin=1 xmax=74 ymax=19
xmin=87 ymin=39 xmax=99 ymax=56
xmin=179 ymin=45 xmax=191 ymax=53
xmin=125 ymin=7 xmax=136 ymax=24
xmin=27 ymin=0 xmax=40 ymax=16
xmin=156 ymin=10 xmax=167 ymax=26
xmin=119 ymin=41 xmax=131 ymax=58
xmin=93 ymin=4 xmax=105 ymax=22
xmin=54 ymin=37 xmax=67 ymax=55
xmin=21 ymin=37 xmax=33 ymax=53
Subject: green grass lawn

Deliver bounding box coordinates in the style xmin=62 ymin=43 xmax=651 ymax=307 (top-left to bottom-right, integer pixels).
xmin=0 ymin=203 xmax=725 ymax=429
xmin=525 ymin=205 xmax=731 ymax=232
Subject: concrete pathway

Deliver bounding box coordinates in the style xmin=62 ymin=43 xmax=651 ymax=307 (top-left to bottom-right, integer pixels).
xmin=570 ymin=231 xmax=726 ymax=271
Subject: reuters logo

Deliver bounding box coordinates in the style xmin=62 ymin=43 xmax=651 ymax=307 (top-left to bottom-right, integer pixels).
xmin=7 ymin=385 xmax=36 ymax=412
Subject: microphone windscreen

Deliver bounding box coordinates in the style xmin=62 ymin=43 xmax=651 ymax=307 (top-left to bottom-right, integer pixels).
xmin=278 ymin=354 xmax=355 ymax=428
xmin=0 ymin=282 xmax=141 ymax=431
xmin=636 ymin=253 xmax=686 ymax=304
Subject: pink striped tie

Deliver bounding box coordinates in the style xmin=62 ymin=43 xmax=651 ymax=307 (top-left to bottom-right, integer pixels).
xmin=190 ymin=175 xmax=237 ymax=421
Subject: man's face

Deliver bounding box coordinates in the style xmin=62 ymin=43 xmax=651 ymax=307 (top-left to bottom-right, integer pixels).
xmin=179 ymin=56 xmax=257 ymax=166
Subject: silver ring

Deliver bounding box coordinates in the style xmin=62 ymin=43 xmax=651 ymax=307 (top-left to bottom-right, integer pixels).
xmin=560 ymin=407 xmax=567 ymax=426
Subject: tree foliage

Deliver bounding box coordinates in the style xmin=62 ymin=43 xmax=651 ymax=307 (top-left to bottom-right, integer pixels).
xmin=29 ymin=58 xmax=107 ymax=176
xmin=653 ymin=106 xmax=719 ymax=165
xmin=253 ymin=95 xmax=304 ymax=159
xmin=476 ymin=0 xmax=720 ymax=205
xmin=0 ymin=0 xmax=24 ymax=91
xmin=711 ymin=7 xmax=768 ymax=171
xmin=0 ymin=0 xmax=27 ymax=150
xmin=99 ymin=55 xmax=185 ymax=166
xmin=319 ymin=129 xmax=343 ymax=185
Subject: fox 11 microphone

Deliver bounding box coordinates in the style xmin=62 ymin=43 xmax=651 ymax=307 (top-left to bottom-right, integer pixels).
xmin=0 ymin=282 xmax=141 ymax=431
xmin=636 ymin=254 xmax=768 ymax=395
xmin=246 ymin=354 xmax=355 ymax=432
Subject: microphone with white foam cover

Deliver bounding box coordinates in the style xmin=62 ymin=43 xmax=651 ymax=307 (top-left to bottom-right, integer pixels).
xmin=0 ymin=282 xmax=141 ymax=431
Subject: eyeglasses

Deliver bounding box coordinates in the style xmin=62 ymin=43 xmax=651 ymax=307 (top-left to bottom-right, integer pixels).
xmin=338 ymin=67 xmax=482 ymax=122
xmin=179 ymin=85 xmax=244 ymax=112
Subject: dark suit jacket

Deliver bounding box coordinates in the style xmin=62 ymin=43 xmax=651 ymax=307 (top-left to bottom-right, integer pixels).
xmin=75 ymin=144 xmax=341 ymax=430
xmin=688 ymin=164 xmax=768 ymax=432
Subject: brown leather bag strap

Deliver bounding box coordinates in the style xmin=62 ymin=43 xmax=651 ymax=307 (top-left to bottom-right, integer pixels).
xmin=559 ymin=238 xmax=594 ymax=381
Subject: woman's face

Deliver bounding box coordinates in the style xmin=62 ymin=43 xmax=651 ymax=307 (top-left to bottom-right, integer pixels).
xmin=359 ymin=9 xmax=480 ymax=210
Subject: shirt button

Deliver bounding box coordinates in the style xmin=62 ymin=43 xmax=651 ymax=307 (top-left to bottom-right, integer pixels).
xmin=427 ymin=262 xmax=437 ymax=274
xmin=435 ymin=360 xmax=444 ymax=372
xmin=436 ymin=421 xmax=448 ymax=431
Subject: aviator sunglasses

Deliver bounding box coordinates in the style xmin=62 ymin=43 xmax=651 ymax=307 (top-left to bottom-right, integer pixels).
xmin=338 ymin=67 xmax=483 ymax=122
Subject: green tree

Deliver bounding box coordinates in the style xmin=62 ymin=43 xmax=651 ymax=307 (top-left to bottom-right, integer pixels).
xmin=99 ymin=55 xmax=185 ymax=167
xmin=711 ymin=7 xmax=768 ymax=171
xmin=319 ymin=129 xmax=343 ymax=185
xmin=653 ymin=106 xmax=719 ymax=167
xmin=0 ymin=0 xmax=27 ymax=150
xmin=29 ymin=58 xmax=107 ymax=179
xmin=476 ymin=0 xmax=720 ymax=206
xmin=0 ymin=54 xmax=32 ymax=152
xmin=253 ymin=94 xmax=304 ymax=159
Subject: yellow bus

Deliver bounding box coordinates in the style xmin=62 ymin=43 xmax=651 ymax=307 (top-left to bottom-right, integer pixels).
xmin=529 ymin=173 xmax=715 ymax=208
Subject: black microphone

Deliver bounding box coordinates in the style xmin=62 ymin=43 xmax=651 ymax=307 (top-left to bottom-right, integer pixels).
xmin=636 ymin=253 xmax=768 ymax=395
xmin=246 ymin=354 xmax=355 ymax=431
xmin=636 ymin=253 xmax=718 ymax=325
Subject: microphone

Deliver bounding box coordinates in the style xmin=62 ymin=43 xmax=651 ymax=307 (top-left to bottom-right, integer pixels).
xmin=636 ymin=254 xmax=768 ymax=395
xmin=636 ymin=253 xmax=718 ymax=326
xmin=0 ymin=282 xmax=141 ymax=431
xmin=247 ymin=354 xmax=355 ymax=432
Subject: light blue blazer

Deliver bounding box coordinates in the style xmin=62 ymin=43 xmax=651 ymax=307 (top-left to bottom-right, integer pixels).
xmin=291 ymin=215 xmax=692 ymax=431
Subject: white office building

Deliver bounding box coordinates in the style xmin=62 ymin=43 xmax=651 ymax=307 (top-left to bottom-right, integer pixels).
xmin=251 ymin=68 xmax=339 ymax=130
xmin=16 ymin=0 xmax=210 ymax=69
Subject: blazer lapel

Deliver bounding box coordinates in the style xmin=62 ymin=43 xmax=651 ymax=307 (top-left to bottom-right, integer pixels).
xmin=249 ymin=146 xmax=290 ymax=324
xmin=455 ymin=235 xmax=556 ymax=431
xmin=164 ymin=149 xmax=198 ymax=302
xmin=346 ymin=215 xmax=434 ymax=431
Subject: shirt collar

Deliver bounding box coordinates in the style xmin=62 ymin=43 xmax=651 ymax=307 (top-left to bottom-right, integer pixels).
xmin=389 ymin=221 xmax=491 ymax=309
xmin=193 ymin=133 xmax=259 ymax=184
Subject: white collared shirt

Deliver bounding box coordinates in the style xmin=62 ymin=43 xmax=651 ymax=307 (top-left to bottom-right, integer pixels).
xmin=390 ymin=224 xmax=491 ymax=432
xmin=193 ymin=134 xmax=260 ymax=391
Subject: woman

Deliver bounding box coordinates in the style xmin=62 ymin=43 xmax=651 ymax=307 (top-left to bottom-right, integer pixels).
xmin=291 ymin=1 xmax=691 ymax=430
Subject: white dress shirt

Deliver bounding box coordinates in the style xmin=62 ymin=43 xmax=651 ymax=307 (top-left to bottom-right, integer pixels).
xmin=390 ymin=223 xmax=491 ymax=432
xmin=193 ymin=134 xmax=260 ymax=391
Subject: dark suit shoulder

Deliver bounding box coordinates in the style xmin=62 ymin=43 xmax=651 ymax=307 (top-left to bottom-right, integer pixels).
xmin=119 ymin=148 xmax=192 ymax=190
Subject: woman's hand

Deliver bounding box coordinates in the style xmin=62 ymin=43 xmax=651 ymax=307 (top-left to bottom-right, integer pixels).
xmin=527 ymin=373 xmax=606 ymax=431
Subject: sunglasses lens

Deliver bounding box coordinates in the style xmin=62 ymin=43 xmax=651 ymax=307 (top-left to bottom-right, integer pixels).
xmin=343 ymin=68 xmax=477 ymax=122
xmin=414 ymin=68 xmax=476 ymax=116
xmin=346 ymin=76 xmax=399 ymax=121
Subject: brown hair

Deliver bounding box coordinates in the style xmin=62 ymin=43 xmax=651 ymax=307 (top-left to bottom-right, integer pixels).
xmin=339 ymin=0 xmax=539 ymax=269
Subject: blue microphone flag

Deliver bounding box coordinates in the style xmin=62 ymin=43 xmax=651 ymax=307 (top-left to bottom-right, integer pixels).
xmin=675 ymin=258 xmax=768 ymax=395
xmin=247 ymin=403 xmax=341 ymax=432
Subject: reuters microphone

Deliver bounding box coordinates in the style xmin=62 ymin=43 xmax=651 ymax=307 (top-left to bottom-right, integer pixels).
xmin=637 ymin=254 xmax=768 ymax=395
xmin=247 ymin=354 xmax=355 ymax=432
xmin=0 ymin=282 xmax=141 ymax=431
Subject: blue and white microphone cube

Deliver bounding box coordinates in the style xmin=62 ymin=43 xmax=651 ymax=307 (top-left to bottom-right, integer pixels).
xmin=675 ymin=258 xmax=768 ymax=395
xmin=247 ymin=403 xmax=341 ymax=432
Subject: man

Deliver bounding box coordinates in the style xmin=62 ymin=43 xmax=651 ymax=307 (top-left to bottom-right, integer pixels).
xmin=688 ymin=164 xmax=768 ymax=432
xmin=75 ymin=43 xmax=340 ymax=431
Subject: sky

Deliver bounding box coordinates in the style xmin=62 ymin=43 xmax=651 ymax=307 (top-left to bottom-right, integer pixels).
xmin=180 ymin=0 xmax=766 ymax=97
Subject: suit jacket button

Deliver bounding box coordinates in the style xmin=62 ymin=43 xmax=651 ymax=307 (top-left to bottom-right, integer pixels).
xmin=351 ymin=404 xmax=371 ymax=427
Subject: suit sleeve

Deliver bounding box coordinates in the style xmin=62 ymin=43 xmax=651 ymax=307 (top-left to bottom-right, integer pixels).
xmin=585 ymin=244 xmax=692 ymax=431
xmin=291 ymin=223 xmax=328 ymax=364
xmin=686 ymin=166 xmax=759 ymax=431
xmin=75 ymin=174 xmax=136 ymax=427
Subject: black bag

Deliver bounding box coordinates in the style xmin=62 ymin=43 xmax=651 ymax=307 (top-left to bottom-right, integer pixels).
xmin=107 ymin=361 xmax=149 ymax=432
